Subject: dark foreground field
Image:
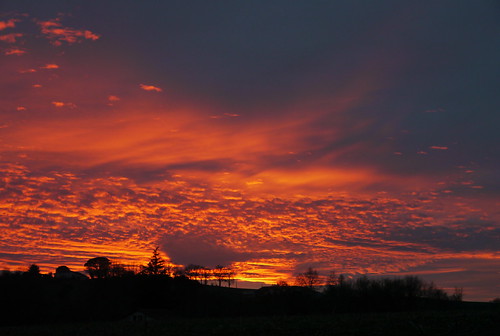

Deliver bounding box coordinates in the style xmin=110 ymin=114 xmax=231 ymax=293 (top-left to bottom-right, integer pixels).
xmin=1 ymin=309 xmax=499 ymax=336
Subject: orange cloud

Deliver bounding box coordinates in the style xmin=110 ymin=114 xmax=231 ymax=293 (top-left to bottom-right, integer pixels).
xmin=0 ymin=33 xmax=23 ymax=43
xmin=140 ymin=84 xmax=163 ymax=92
xmin=38 ymin=18 xmax=100 ymax=46
xmin=40 ymin=63 xmax=59 ymax=70
xmin=0 ymin=19 xmax=18 ymax=31
xmin=1 ymin=157 xmax=496 ymax=286
xmin=4 ymin=48 xmax=26 ymax=55
xmin=430 ymin=146 xmax=449 ymax=150
xmin=51 ymin=101 xmax=76 ymax=108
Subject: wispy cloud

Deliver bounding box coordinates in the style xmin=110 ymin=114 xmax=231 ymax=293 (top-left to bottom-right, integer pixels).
xmin=37 ymin=18 xmax=100 ymax=46
xmin=40 ymin=64 xmax=59 ymax=70
xmin=139 ymin=84 xmax=163 ymax=92
xmin=0 ymin=33 xmax=23 ymax=43
xmin=52 ymin=101 xmax=77 ymax=108
xmin=4 ymin=47 xmax=25 ymax=55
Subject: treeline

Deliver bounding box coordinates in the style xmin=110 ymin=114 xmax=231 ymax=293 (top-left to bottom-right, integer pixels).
xmin=0 ymin=247 xmax=240 ymax=326
xmin=0 ymin=249 xmax=475 ymax=326
xmin=293 ymin=267 xmax=463 ymax=301
xmin=255 ymin=268 xmax=464 ymax=315
xmin=83 ymin=247 xmax=236 ymax=287
xmin=0 ymin=264 xmax=201 ymax=326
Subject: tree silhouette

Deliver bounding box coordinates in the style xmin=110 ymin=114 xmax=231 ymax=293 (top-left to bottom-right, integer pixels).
xmin=224 ymin=267 xmax=236 ymax=287
xmin=296 ymin=267 xmax=321 ymax=289
xmin=109 ymin=263 xmax=135 ymax=277
xmin=199 ymin=267 xmax=212 ymax=285
xmin=25 ymin=264 xmax=41 ymax=278
xmin=213 ymin=265 xmax=226 ymax=287
xmin=171 ymin=266 xmax=184 ymax=278
xmin=84 ymin=257 xmax=111 ymax=279
xmin=326 ymin=270 xmax=338 ymax=287
xmin=277 ymin=280 xmax=289 ymax=287
xmin=211 ymin=265 xmax=235 ymax=287
xmin=451 ymin=287 xmax=464 ymax=301
xmin=185 ymin=264 xmax=204 ymax=282
xmin=141 ymin=247 xmax=168 ymax=276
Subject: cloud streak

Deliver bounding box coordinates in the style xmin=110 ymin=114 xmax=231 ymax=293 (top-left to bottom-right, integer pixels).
xmin=139 ymin=84 xmax=163 ymax=92
xmin=38 ymin=18 xmax=100 ymax=46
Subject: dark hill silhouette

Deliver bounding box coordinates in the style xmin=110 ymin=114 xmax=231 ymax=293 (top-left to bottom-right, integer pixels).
xmin=0 ymin=259 xmax=490 ymax=327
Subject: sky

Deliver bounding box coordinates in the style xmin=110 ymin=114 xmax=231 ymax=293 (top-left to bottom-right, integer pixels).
xmin=0 ymin=1 xmax=499 ymax=301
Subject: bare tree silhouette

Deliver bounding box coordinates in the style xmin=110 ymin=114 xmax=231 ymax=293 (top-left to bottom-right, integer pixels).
xmin=296 ymin=267 xmax=322 ymax=289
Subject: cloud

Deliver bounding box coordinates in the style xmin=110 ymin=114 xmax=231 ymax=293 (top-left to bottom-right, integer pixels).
xmin=0 ymin=33 xmax=23 ymax=43
xmin=52 ymin=101 xmax=77 ymax=108
xmin=37 ymin=18 xmax=100 ymax=46
xmin=386 ymin=258 xmax=500 ymax=301
xmin=429 ymin=146 xmax=448 ymax=150
xmin=19 ymin=68 xmax=37 ymax=73
xmin=0 ymin=19 xmax=18 ymax=31
xmin=40 ymin=64 xmax=59 ymax=70
xmin=161 ymin=233 xmax=254 ymax=267
xmin=4 ymin=48 xmax=25 ymax=55
xmin=139 ymin=84 xmax=163 ymax=92
xmin=0 ymin=156 xmax=498 ymax=295
xmin=210 ymin=113 xmax=240 ymax=119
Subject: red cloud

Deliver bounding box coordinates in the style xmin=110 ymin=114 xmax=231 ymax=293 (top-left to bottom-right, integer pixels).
xmin=4 ymin=48 xmax=26 ymax=56
xmin=140 ymin=84 xmax=163 ymax=92
xmin=0 ymin=19 xmax=18 ymax=31
xmin=19 ymin=69 xmax=37 ymax=74
xmin=52 ymin=101 xmax=77 ymax=108
xmin=38 ymin=18 xmax=100 ymax=46
xmin=0 ymin=33 xmax=23 ymax=43
xmin=40 ymin=64 xmax=59 ymax=70
xmin=429 ymin=146 xmax=448 ymax=150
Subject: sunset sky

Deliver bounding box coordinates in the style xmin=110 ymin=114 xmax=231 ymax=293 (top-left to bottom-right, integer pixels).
xmin=1 ymin=1 xmax=499 ymax=301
